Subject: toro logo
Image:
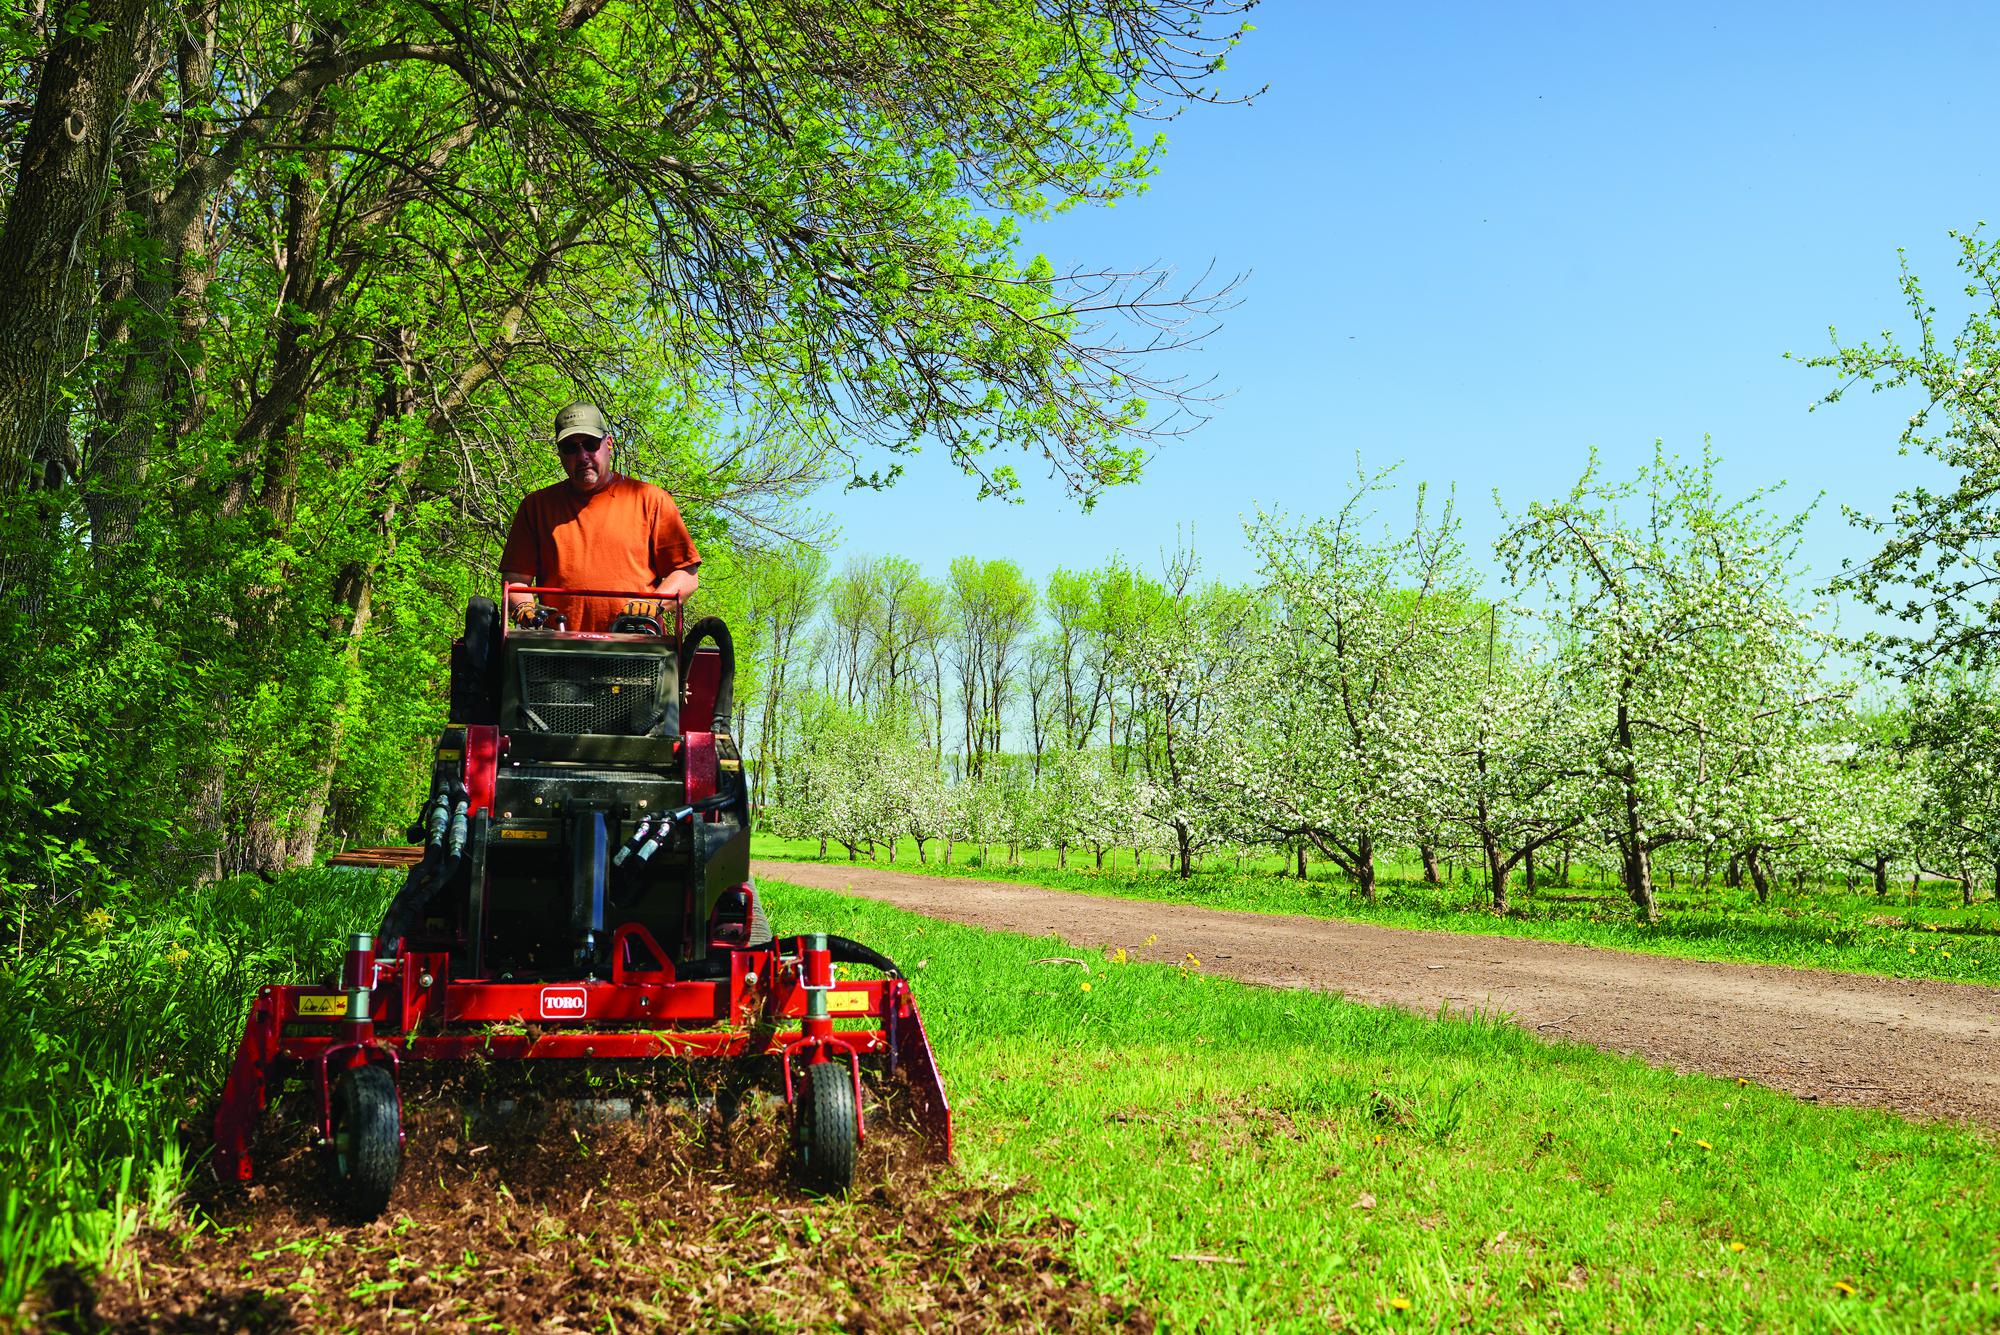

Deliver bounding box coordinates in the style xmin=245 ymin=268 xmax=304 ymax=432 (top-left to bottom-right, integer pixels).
xmin=539 ymin=986 xmax=588 ymax=1019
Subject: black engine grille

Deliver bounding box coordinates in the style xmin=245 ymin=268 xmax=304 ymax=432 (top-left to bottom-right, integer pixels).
xmin=515 ymin=650 xmax=671 ymax=735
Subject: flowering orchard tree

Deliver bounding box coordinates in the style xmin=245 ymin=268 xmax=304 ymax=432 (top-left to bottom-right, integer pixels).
xmin=1805 ymin=229 xmax=2000 ymax=678
xmin=1430 ymin=621 xmax=1593 ymax=912
xmin=1111 ymin=549 xmax=1246 ymax=877
xmin=1028 ymin=745 xmax=1096 ymax=868
xmin=875 ymin=716 xmax=952 ymax=863
xmin=1227 ymin=474 xmax=1477 ymax=902
xmin=1498 ymin=443 xmax=1841 ymax=922
xmin=1905 ymin=675 xmax=2000 ymax=904
xmin=1805 ymin=725 xmax=1924 ymax=896
xmin=771 ymin=695 xmax=931 ymax=862
xmin=767 ymin=698 xmax=867 ymax=859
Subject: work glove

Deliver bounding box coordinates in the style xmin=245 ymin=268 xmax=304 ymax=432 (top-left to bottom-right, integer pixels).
xmin=512 ymin=600 xmax=558 ymax=629
xmin=621 ymin=599 xmax=663 ymax=619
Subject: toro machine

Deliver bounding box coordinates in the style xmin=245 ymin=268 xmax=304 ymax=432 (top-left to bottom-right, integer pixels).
xmin=213 ymin=588 xmax=951 ymax=1216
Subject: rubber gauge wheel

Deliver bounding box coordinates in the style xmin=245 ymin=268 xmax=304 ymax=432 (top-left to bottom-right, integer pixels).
xmin=326 ymin=1065 xmax=401 ymax=1219
xmin=796 ymin=1061 xmax=859 ymax=1195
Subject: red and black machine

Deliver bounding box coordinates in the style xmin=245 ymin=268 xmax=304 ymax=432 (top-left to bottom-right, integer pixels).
xmin=213 ymin=587 xmax=951 ymax=1216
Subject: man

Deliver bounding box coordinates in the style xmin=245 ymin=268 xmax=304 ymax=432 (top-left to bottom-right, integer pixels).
xmin=499 ymin=402 xmax=701 ymax=631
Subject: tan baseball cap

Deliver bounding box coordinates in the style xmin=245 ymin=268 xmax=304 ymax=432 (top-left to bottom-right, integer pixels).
xmin=554 ymin=401 xmax=608 ymax=443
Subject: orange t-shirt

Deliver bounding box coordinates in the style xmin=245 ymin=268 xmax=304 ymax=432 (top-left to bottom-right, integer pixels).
xmin=499 ymin=474 xmax=700 ymax=631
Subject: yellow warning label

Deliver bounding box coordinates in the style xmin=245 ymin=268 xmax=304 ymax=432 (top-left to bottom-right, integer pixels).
xmin=297 ymin=994 xmax=347 ymax=1018
xmin=437 ymin=750 xmax=461 ymax=761
xmin=500 ymin=829 xmax=550 ymax=840
xmin=827 ymin=990 xmax=873 ymax=1015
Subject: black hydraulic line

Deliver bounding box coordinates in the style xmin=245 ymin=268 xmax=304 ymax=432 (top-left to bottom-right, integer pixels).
xmin=612 ymin=814 xmax=656 ymax=868
xmin=633 ymin=793 xmax=735 ymax=864
xmin=777 ymin=934 xmax=904 ymax=979
xmin=376 ymin=781 xmax=468 ymax=952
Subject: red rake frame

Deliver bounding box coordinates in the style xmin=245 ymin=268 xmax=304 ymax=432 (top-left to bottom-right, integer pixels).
xmin=213 ymin=928 xmax=953 ymax=1184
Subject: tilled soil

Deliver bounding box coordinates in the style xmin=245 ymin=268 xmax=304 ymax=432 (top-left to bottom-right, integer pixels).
xmin=53 ymin=1068 xmax=1142 ymax=1333
xmin=755 ymin=859 xmax=2000 ymax=1125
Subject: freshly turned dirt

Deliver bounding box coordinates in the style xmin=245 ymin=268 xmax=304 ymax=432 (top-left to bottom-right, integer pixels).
xmin=58 ymin=1068 xmax=1143 ymax=1333
xmin=754 ymin=860 xmax=2000 ymax=1125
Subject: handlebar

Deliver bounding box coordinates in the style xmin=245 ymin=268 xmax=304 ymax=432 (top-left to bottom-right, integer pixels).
xmin=502 ymin=583 xmax=686 ymax=639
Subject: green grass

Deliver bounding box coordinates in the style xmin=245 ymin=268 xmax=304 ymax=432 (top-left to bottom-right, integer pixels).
xmin=760 ymin=874 xmax=2000 ymax=1330
xmin=9 ymin=866 xmax=1999 ymax=1329
xmin=756 ymin=835 xmax=2000 ymax=985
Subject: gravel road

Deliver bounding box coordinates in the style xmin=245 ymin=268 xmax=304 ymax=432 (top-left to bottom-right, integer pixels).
xmin=754 ymin=859 xmax=2000 ymax=1124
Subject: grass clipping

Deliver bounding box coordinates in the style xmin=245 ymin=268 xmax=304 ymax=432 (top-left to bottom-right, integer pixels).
xmin=61 ymin=1069 xmax=1142 ymax=1333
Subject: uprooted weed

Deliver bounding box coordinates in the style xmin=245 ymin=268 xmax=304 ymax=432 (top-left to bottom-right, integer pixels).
xmin=47 ymin=1066 xmax=1144 ymax=1333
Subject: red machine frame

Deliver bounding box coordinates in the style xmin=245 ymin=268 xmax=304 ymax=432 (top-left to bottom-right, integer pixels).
xmin=214 ymin=928 xmax=953 ymax=1183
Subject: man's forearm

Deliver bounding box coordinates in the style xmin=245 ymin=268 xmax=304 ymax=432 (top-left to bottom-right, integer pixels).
xmin=655 ymin=564 xmax=700 ymax=601
xmin=501 ymin=572 xmax=536 ymax=618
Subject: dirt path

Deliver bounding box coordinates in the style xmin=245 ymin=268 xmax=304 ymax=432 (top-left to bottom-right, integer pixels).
xmin=754 ymin=860 xmax=2000 ymax=1125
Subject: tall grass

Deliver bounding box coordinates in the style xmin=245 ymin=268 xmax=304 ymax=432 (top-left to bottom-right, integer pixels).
xmin=0 ymin=870 xmax=391 ymax=1310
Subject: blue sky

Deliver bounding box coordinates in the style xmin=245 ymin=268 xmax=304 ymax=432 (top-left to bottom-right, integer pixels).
xmin=813 ymin=1 xmax=1995 ymax=620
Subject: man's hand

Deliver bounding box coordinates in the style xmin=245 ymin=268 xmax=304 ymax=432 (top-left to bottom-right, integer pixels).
xmin=656 ymin=567 xmax=699 ymax=601
xmin=512 ymin=600 xmax=550 ymax=628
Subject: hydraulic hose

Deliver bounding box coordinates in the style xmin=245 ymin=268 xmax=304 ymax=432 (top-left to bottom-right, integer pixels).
xmin=612 ymin=815 xmax=656 ymax=868
xmin=633 ymin=793 xmax=736 ymax=864
xmin=778 ymin=934 xmax=904 ymax=979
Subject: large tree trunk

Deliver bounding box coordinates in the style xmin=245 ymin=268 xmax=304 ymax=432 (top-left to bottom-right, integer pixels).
xmin=1419 ymin=841 xmax=1441 ymax=884
xmin=1485 ymin=834 xmax=1510 ymax=914
xmin=0 ymin=0 xmax=154 ymax=493
xmin=1614 ymin=701 xmax=1655 ymax=921
xmin=1874 ymin=855 xmax=1889 ymax=897
xmin=1354 ymin=831 xmax=1376 ymax=904
xmin=264 ymin=561 xmax=378 ymax=870
xmin=1622 ymin=838 xmax=1657 ymax=923
xmin=1746 ymin=847 xmax=1771 ymax=905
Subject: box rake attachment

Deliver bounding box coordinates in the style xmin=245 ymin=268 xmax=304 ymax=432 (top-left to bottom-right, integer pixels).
xmin=213 ymin=589 xmax=950 ymax=1217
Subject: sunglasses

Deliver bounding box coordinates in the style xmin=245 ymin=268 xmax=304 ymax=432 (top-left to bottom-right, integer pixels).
xmin=558 ymin=434 xmax=606 ymax=456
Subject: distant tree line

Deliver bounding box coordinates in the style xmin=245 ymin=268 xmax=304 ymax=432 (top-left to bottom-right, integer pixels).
xmin=748 ymin=440 xmax=2000 ymax=921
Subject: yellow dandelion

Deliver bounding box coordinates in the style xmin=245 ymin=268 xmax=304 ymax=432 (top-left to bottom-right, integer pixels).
xmin=1729 ymin=1241 xmax=1746 ymax=1253
xmin=1942 ymin=951 xmax=1951 ymax=959
xmin=1109 ymin=947 xmax=1128 ymax=965
xmin=1389 ymin=1296 xmax=1411 ymax=1312
xmin=1834 ymin=1280 xmax=1857 ymax=1296
xmin=1696 ymin=1139 xmax=1713 ymax=1150
xmin=1184 ymin=952 xmax=1201 ymax=967
xmin=1080 ymin=981 xmax=1092 ymax=993
xmin=1669 ymin=1127 xmax=1683 ymax=1137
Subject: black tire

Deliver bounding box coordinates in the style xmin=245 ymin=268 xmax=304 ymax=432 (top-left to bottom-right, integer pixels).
xmin=678 ymin=616 xmax=736 ymax=732
xmin=796 ymin=1060 xmax=858 ymax=1195
xmin=451 ymin=597 xmax=501 ymax=723
xmin=326 ymin=1065 xmax=401 ymax=1218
